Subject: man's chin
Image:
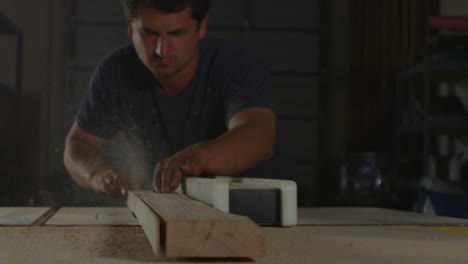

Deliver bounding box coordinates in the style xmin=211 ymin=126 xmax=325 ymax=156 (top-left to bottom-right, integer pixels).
xmin=152 ymin=68 xmax=178 ymax=79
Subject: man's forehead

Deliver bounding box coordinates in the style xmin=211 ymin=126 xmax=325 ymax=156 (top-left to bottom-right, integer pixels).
xmin=133 ymin=6 xmax=195 ymax=25
xmin=134 ymin=5 xmax=193 ymax=18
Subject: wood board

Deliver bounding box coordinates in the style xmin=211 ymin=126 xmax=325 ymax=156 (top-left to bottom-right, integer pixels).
xmin=128 ymin=191 xmax=264 ymax=258
xmin=45 ymin=207 xmax=139 ymax=226
xmin=0 ymin=207 xmax=51 ymax=225
xmin=298 ymin=207 xmax=468 ymax=226
xmin=127 ymin=192 xmax=161 ymax=256
xmin=1 ymin=225 xmax=468 ymax=263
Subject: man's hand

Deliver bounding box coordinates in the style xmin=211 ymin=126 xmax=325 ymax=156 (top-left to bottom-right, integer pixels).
xmin=153 ymin=145 xmax=206 ymax=193
xmin=152 ymin=107 xmax=275 ymax=193
xmin=89 ymin=167 xmax=130 ymax=198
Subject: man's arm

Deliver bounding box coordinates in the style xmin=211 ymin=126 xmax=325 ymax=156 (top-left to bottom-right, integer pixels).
xmin=64 ymin=122 xmax=129 ymax=198
xmin=153 ymin=107 xmax=276 ymax=192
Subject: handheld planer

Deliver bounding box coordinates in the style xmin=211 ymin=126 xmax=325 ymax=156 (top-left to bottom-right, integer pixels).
xmin=176 ymin=176 xmax=297 ymax=226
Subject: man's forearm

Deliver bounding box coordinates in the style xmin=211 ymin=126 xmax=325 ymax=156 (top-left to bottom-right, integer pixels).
xmin=64 ymin=138 xmax=106 ymax=188
xmin=152 ymin=108 xmax=277 ymax=192
xmin=196 ymin=122 xmax=275 ymax=175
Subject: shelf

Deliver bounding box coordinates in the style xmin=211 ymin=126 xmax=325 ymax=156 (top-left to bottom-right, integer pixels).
xmin=396 ymin=52 xmax=468 ymax=81
xmin=397 ymin=115 xmax=468 ymax=134
xmin=394 ymin=17 xmax=468 ymax=197
xmin=432 ymin=34 xmax=468 ymax=51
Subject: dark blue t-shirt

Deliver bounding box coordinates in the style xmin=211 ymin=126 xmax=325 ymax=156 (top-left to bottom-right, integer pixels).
xmin=76 ymin=38 xmax=293 ymax=180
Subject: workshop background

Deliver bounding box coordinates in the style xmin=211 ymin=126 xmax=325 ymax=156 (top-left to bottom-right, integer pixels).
xmin=1 ymin=0 xmax=468 ymax=217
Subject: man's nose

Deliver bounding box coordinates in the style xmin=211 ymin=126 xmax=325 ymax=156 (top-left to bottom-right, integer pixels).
xmin=154 ymin=35 xmax=168 ymax=57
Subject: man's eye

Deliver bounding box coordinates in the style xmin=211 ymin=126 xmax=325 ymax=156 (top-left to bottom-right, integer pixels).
xmin=139 ymin=30 xmax=157 ymax=36
xmin=172 ymin=30 xmax=186 ymax=36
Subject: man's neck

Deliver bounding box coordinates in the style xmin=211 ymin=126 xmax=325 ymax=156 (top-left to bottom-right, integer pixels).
xmin=155 ymin=53 xmax=198 ymax=96
xmin=157 ymin=77 xmax=188 ymax=96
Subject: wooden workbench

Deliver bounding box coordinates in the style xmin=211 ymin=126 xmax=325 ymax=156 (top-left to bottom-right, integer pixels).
xmin=1 ymin=207 xmax=468 ymax=263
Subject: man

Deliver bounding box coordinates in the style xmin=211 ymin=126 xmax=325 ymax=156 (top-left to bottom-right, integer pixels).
xmin=64 ymin=0 xmax=293 ymax=199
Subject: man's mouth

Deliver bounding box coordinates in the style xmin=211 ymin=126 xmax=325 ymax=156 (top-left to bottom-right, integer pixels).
xmin=152 ymin=55 xmax=173 ymax=66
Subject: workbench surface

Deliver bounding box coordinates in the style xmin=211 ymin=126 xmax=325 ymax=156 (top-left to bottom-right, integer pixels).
xmin=1 ymin=207 xmax=468 ymax=263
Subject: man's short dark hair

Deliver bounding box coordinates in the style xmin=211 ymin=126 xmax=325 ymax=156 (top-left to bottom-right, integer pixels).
xmin=120 ymin=0 xmax=211 ymax=24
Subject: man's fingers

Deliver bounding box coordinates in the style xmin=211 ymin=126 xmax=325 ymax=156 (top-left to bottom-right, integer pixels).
xmin=181 ymin=161 xmax=193 ymax=174
xmin=155 ymin=154 xmax=200 ymax=193
xmin=109 ymin=175 xmax=121 ymax=191
xmin=91 ymin=168 xmax=130 ymax=199
xmin=153 ymin=163 xmax=164 ymax=193
xmin=102 ymin=177 xmax=121 ymax=197
xmin=115 ymin=168 xmax=131 ymax=191
xmin=162 ymin=161 xmax=176 ymax=193
xmin=170 ymin=168 xmax=183 ymax=190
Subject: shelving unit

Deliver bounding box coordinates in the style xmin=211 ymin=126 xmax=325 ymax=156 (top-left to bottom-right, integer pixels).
xmin=395 ymin=16 xmax=468 ymax=202
xmin=0 ymin=12 xmax=23 ymax=204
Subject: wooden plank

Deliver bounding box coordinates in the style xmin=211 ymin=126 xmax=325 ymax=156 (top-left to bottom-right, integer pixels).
xmin=298 ymin=207 xmax=468 ymax=226
xmin=32 ymin=208 xmax=58 ymax=226
xmin=1 ymin=225 xmax=468 ymax=263
xmin=435 ymin=227 xmax=468 ymax=237
xmin=45 ymin=207 xmax=139 ymax=226
xmin=132 ymin=191 xmax=264 ymax=258
xmin=264 ymin=225 xmax=468 ymax=264
xmin=0 ymin=226 xmax=157 ymax=263
xmin=127 ymin=191 xmax=161 ymax=256
xmin=0 ymin=207 xmax=51 ymax=225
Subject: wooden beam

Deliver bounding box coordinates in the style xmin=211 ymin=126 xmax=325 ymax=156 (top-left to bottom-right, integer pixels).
xmin=129 ymin=191 xmax=264 ymax=258
xmin=45 ymin=207 xmax=139 ymax=226
xmin=0 ymin=207 xmax=51 ymax=225
xmin=127 ymin=191 xmax=161 ymax=256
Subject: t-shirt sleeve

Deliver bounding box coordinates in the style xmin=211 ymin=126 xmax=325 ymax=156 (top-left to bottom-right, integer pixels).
xmin=219 ymin=45 xmax=274 ymax=125
xmin=75 ymin=61 xmax=123 ymax=139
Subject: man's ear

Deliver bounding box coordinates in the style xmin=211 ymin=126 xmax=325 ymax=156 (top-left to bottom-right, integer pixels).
xmin=198 ymin=17 xmax=208 ymax=39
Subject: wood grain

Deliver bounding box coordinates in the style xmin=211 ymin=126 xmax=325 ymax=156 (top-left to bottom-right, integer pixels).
xmin=45 ymin=207 xmax=139 ymax=226
xmin=0 ymin=207 xmax=51 ymax=225
xmin=127 ymin=191 xmax=161 ymax=256
xmin=132 ymin=191 xmax=264 ymax=258
xmin=1 ymin=225 xmax=468 ymax=263
xmin=298 ymin=207 xmax=468 ymax=226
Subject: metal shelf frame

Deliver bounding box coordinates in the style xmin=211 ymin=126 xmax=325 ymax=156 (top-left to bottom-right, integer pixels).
xmin=395 ymin=34 xmax=468 ymax=188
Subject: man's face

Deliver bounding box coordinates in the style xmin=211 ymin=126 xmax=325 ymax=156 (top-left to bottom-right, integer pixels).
xmin=128 ymin=6 xmax=207 ymax=80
